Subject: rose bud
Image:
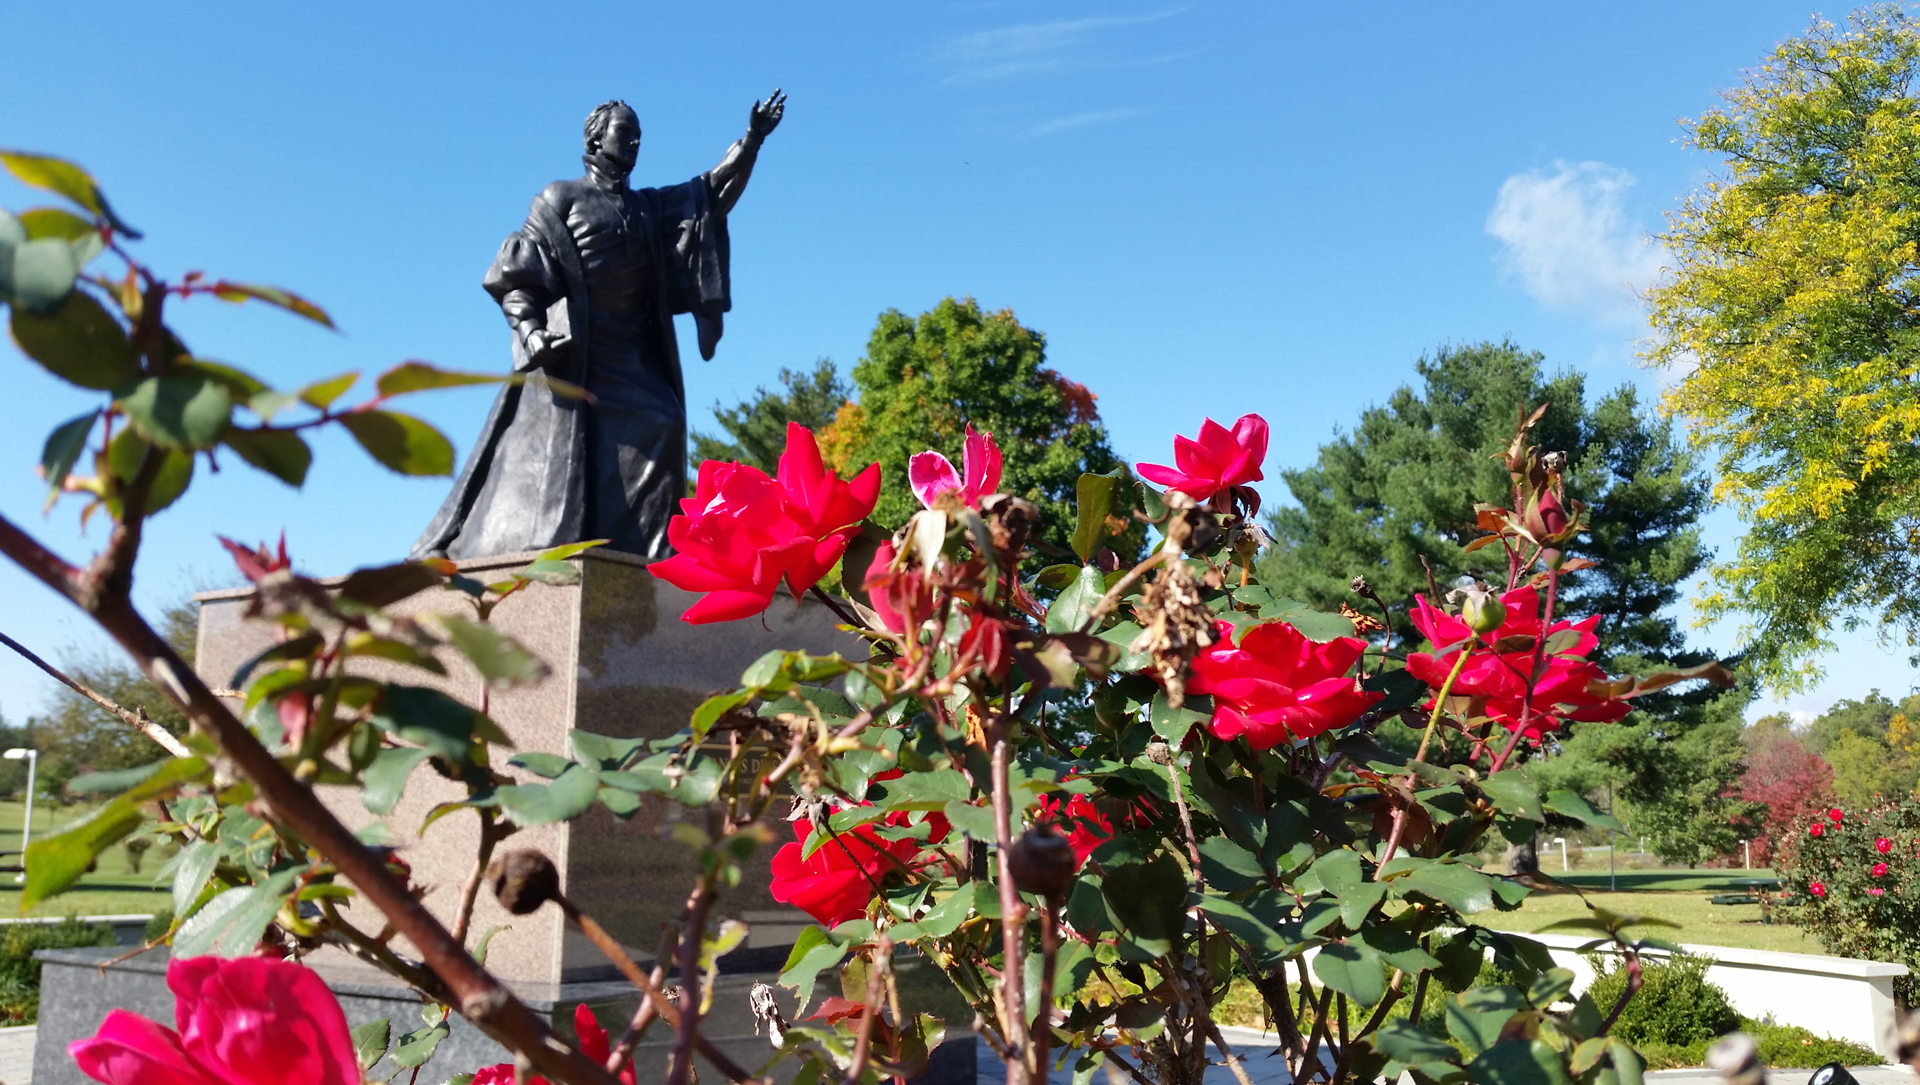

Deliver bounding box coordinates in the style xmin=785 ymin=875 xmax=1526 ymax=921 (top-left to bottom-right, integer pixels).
xmin=1008 ymin=827 xmax=1077 ymax=902
xmin=487 ymin=849 xmax=561 ymax=915
xmin=1460 ymin=588 xmax=1507 ymax=635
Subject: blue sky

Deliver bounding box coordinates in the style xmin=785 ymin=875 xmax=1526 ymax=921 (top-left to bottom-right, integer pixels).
xmin=0 ymin=1 xmax=1908 ymax=725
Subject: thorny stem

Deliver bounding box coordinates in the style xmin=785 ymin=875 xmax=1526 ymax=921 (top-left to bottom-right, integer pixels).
xmin=610 ymin=927 xmax=679 ymax=1073
xmin=988 ymin=714 xmax=1032 ymax=1085
xmin=451 ymin=809 xmax=501 ymax=946
xmin=667 ymin=874 xmax=718 ymax=1085
xmin=0 ymin=630 xmax=191 ymax=757
xmin=1077 ymin=546 xmax=1172 ymax=633
xmin=0 ymin=511 xmax=625 ymax=1085
xmin=808 ymin=584 xmax=865 ymax=629
xmin=1377 ymin=644 xmax=1473 ymax=875
xmin=1031 ymin=898 xmax=1062 ymax=1081
xmin=1598 ymin=941 xmax=1645 ymax=1036
xmin=844 ymin=935 xmax=889 ymax=1085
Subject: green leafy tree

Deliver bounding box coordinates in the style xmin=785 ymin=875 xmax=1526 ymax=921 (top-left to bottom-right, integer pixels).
xmin=1799 ymin=691 xmax=1920 ymax=806
xmin=1647 ymin=7 xmax=1920 ymax=691
xmin=1259 ymin=340 xmax=1747 ymax=864
xmin=690 ymin=359 xmax=852 ymax=474
xmin=26 ymin=598 xmax=195 ymax=793
xmin=818 ymin=297 xmax=1132 ymax=555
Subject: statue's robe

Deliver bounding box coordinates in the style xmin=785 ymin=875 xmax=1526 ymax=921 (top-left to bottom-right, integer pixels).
xmin=411 ymin=167 xmax=731 ymax=561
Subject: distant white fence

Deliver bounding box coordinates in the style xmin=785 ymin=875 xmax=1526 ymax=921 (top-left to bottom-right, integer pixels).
xmin=1524 ymin=932 xmax=1907 ymax=1059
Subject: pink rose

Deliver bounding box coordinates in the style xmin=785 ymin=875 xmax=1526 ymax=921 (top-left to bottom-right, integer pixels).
xmin=71 ymin=957 xmax=358 ymax=1085
xmin=1137 ymin=414 xmax=1268 ymax=503
xmin=1876 ymin=837 xmax=1893 ymax=853
xmin=909 ymin=425 xmax=1003 ymax=510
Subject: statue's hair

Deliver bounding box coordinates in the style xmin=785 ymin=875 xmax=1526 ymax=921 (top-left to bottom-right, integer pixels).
xmin=584 ymin=100 xmax=639 ymax=152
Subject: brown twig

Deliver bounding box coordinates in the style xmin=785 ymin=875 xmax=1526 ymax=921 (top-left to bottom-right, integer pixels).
xmin=1076 ymin=546 xmax=1172 ymax=633
xmin=0 ymin=511 xmax=624 ymax=1085
xmin=610 ymin=927 xmax=679 ymax=1072
xmin=666 ymin=879 xmax=717 ymax=1085
xmin=0 ymin=629 xmax=191 ymax=757
xmin=988 ymin=714 xmax=1031 ymax=1085
xmin=451 ymin=809 xmax=501 ymax=946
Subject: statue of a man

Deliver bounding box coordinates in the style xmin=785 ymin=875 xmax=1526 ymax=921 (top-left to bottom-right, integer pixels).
xmin=412 ymin=92 xmax=786 ymax=561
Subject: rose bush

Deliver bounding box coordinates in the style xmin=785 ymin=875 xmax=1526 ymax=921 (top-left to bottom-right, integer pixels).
xmin=1782 ymin=796 xmax=1920 ymax=1003
xmin=0 ymin=153 xmax=1734 ymax=1085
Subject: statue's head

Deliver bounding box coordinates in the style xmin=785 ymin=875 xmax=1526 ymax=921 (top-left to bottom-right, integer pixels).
xmin=584 ymin=100 xmax=641 ymax=177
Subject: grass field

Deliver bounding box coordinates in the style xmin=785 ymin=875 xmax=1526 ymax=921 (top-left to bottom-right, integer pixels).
xmin=1474 ymin=867 xmax=1826 ymax=954
xmin=0 ymin=799 xmax=171 ymax=920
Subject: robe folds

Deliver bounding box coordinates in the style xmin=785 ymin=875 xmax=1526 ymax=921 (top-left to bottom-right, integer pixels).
xmin=410 ymin=169 xmax=731 ymax=562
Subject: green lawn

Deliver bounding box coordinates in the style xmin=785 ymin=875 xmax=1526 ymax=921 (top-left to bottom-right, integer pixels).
xmin=0 ymin=800 xmax=171 ymax=920
xmin=1475 ymin=867 xmax=1825 ymax=954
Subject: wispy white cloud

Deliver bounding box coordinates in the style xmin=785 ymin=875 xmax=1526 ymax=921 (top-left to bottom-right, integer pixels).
xmin=1485 ymin=161 xmax=1661 ymax=325
xmin=941 ymin=8 xmax=1185 ymax=83
xmin=1029 ymin=107 xmax=1147 ymax=138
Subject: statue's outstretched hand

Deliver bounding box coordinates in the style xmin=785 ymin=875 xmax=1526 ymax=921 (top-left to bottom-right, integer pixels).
xmin=749 ymin=89 xmax=786 ymax=140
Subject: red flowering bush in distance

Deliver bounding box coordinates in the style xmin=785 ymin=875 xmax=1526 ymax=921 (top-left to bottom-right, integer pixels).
xmin=1782 ymin=797 xmax=1920 ymax=1002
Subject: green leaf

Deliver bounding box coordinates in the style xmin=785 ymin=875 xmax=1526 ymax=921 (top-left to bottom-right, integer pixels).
xmin=507 ymin=752 xmax=574 ymax=779
xmin=18 ymin=207 xmax=94 ymax=241
xmin=362 ymin=747 xmax=433 ymax=815
xmin=495 ymin=764 xmax=601 ymax=826
xmin=690 ymin=690 xmax=751 ymax=742
xmin=779 ymin=925 xmax=849 ymax=1013
xmin=391 ymin=1020 xmax=451 ymax=1069
xmin=208 ymin=282 xmax=335 ymax=329
xmin=514 ymin=558 xmax=579 ymax=585
xmin=24 ymin=757 xmax=208 ymax=908
xmin=1339 ymin=881 xmax=1390 ymax=929
xmin=117 ymin=376 xmax=233 ymax=450
xmin=39 ymin=412 xmax=93 ymax=497
xmin=11 ymin=291 xmax=134 ymax=385
xmin=438 ymin=616 xmax=549 ymax=688
xmin=913 ymin=886 xmax=979 ymax=938
xmin=298 ymin=372 xmax=359 ymax=409
xmin=886 ymin=768 xmax=972 ymax=806
xmin=0 ymin=150 xmax=102 ymax=213
xmin=568 ymin=729 xmax=648 ymax=769
xmin=101 ymin=430 xmax=192 ymax=516
xmin=338 ymin=562 xmax=443 ymax=608
xmin=221 ymin=428 xmax=312 ymax=487
xmin=1313 ymin=941 xmax=1387 ymax=1006
xmin=1527 ymin=967 xmax=1575 ymax=1008
xmin=340 ymin=410 xmax=454 ymax=476
xmin=1468 ymin=1039 xmax=1575 ymax=1085
xmin=1070 ymin=470 xmax=1122 ymax=563
xmin=371 ymin=685 xmax=496 ymax=763
xmin=1256 ymin=597 xmax=1358 ymax=642
xmin=1045 ymin=564 xmax=1109 ymax=633
xmin=1148 ymin=689 xmax=1210 ymax=744
xmin=66 ymin=760 xmax=171 ymax=794
xmin=351 ymin=1019 xmax=392 ymax=1073
xmin=1137 ymin=480 xmax=1169 ymax=524
xmin=1370 ymin=1020 xmax=1465 ymax=1079
xmin=171 ymin=839 xmax=221 ymax=919
xmin=1035 ymin=564 xmax=1081 ymax=590
xmin=173 ymin=867 xmax=299 ymax=957
xmin=942 ymin=799 xmax=997 ymax=839
xmin=1352 ymin=924 xmax=1442 ymax=973
xmin=1543 ymin=790 xmax=1624 ymax=831
xmin=1393 ymin=861 xmax=1498 ymax=914
xmin=1102 ymin=854 xmax=1188 ymax=957
xmin=1194 ymin=895 xmax=1290 ymax=956
xmin=1361 ymin=668 xmax=1428 ymax=713
xmin=1312 ymin=849 xmax=1366 ymax=894
xmin=8 ymin=238 xmax=79 ymax=312
xmin=375 ymin=361 xmax=504 ymax=397
xmin=1481 ymin=771 xmax=1544 ymax=822
xmin=1197 ymin=836 xmax=1266 ymax=891
xmin=1447 ymin=986 xmax=1528 ymax=1057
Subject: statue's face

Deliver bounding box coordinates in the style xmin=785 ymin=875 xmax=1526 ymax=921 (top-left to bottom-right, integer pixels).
xmin=597 ymin=112 xmax=641 ymax=174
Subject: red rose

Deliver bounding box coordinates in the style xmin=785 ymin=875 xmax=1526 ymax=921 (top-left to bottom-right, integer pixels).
xmin=652 ymin=424 xmax=879 ymax=624
xmin=1405 ymin=587 xmax=1628 ymax=740
xmin=1829 ymin=808 xmax=1844 ymax=823
xmin=1137 ymin=414 xmax=1268 ymax=503
xmin=1870 ymin=887 xmax=1886 ymax=897
xmin=1877 ymin=837 xmax=1893 ymax=853
xmin=1810 ymin=881 xmax=1827 ymax=897
xmin=1810 ymin=823 xmax=1825 ymax=837
xmin=70 ymin=957 xmax=359 ymax=1085
xmin=1873 ymin=862 xmax=1890 ymax=878
xmin=1034 ymin=794 xmax=1114 ymax=866
xmin=863 ymin=540 xmax=935 ymax=636
xmin=769 ymin=811 xmax=949 ymax=927
xmin=1187 ymin=619 xmax=1383 ymax=749
xmin=473 ymin=1004 xmax=632 ymax=1085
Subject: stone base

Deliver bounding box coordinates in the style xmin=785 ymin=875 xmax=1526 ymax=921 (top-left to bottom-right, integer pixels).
xmin=33 ymin=947 xmax=976 ymax=1085
xmin=193 ymin=548 xmax=854 ymax=987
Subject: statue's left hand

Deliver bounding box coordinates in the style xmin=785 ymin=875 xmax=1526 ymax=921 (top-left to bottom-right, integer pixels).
xmin=749 ymin=89 xmax=786 ymax=140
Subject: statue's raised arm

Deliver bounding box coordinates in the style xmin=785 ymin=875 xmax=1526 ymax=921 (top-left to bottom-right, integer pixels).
xmin=711 ymin=89 xmax=784 ymax=215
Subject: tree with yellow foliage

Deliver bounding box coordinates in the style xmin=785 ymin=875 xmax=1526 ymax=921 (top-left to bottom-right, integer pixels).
xmin=1649 ymin=6 xmax=1920 ymax=690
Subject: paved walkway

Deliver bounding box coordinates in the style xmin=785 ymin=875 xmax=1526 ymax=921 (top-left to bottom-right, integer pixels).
xmin=1645 ymin=1069 xmax=1914 ymax=1085
xmin=0 ymin=1025 xmax=33 ymax=1085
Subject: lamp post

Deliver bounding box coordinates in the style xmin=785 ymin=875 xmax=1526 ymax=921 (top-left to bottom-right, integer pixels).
xmin=5 ymin=749 xmax=35 ymax=885
xmin=1553 ymin=836 xmax=1568 ymax=873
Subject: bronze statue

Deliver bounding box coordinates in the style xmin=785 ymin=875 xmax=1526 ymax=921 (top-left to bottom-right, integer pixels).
xmin=413 ymin=92 xmax=786 ymax=561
